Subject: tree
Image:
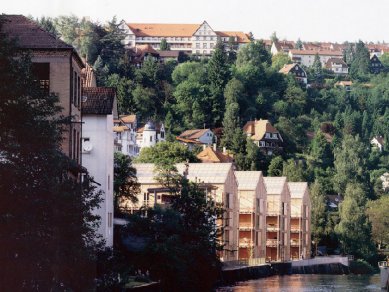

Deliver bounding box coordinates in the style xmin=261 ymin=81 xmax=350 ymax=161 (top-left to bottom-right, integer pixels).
xmin=207 ymin=40 xmax=230 ymax=126
xmin=309 ymin=130 xmax=333 ymax=169
xmin=312 ymin=53 xmax=323 ymax=84
xmin=295 ymin=38 xmax=303 ymax=49
xmin=268 ymin=156 xmax=284 ymax=176
xmin=123 ymin=165 xmax=223 ymax=291
xmin=271 ymin=52 xmax=291 ymax=71
xmin=0 ymin=31 xmax=103 ymax=290
xmin=135 ymin=142 xmax=199 ymax=164
xmin=366 ymin=196 xmax=389 ymax=249
xmin=350 ymin=41 xmax=370 ymax=80
xmin=333 ymin=135 xmax=369 ymax=195
xmin=335 ymin=183 xmax=376 ymax=259
xmin=270 ymin=31 xmax=279 ymax=43
xmin=35 ymin=16 xmax=59 ymax=37
xmin=236 ymin=40 xmax=272 ymax=68
xmin=379 ymin=52 xmax=389 ymax=67
xmin=282 ymin=159 xmax=307 ymax=182
xmin=310 ymin=180 xmax=328 ymax=253
xmin=114 ymin=152 xmax=140 ymax=213
xmin=159 ymin=38 xmax=170 ymax=50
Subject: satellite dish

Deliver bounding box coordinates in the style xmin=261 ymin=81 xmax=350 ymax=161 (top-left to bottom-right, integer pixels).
xmin=82 ymin=141 xmax=93 ymax=153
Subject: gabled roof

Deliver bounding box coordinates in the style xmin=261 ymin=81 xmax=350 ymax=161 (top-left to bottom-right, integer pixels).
xmin=179 ymin=129 xmax=211 ymax=140
xmin=274 ymin=40 xmax=295 ymax=51
xmin=288 ymin=182 xmax=308 ymax=198
xmin=82 ymin=87 xmax=116 ymax=115
xmin=0 ymin=15 xmax=73 ymax=50
xmin=113 ymin=125 xmax=129 ymax=133
xmin=235 ymin=171 xmax=263 ymax=190
xmin=197 ymin=147 xmax=234 ymax=163
xmin=127 ymin=23 xmax=200 ymax=37
xmin=1 ymin=15 xmax=84 ymax=68
xmin=279 ymin=63 xmax=302 ymax=74
xmin=216 ymin=31 xmax=250 ymax=43
xmin=134 ymin=163 xmax=233 ymax=184
xmin=263 ymin=177 xmax=287 ymax=195
xmin=372 ymin=136 xmax=385 ymax=145
xmin=289 ymin=49 xmax=343 ymax=56
xmin=325 ymin=58 xmax=348 ymax=68
xmin=243 ymin=120 xmax=280 ymax=141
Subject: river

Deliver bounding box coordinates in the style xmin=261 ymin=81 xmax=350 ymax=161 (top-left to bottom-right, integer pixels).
xmin=217 ymin=274 xmax=381 ymax=291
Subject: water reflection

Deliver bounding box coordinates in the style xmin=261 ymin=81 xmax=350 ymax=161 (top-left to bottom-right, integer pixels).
xmin=217 ymin=274 xmax=381 ymax=291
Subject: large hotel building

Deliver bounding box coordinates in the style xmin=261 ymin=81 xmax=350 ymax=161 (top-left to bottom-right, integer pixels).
xmin=119 ymin=20 xmax=250 ymax=55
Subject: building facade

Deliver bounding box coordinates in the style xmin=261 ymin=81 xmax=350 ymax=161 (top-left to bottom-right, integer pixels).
xmin=235 ymin=171 xmax=267 ymax=261
xmin=264 ymin=177 xmax=291 ymax=262
xmin=288 ymin=182 xmax=311 ymax=260
xmin=82 ymin=87 xmax=117 ymax=246
xmin=119 ymin=21 xmax=250 ymax=56
xmin=1 ymin=15 xmax=84 ymax=167
xmin=289 ymin=50 xmax=343 ymax=67
xmin=279 ymin=63 xmax=308 ymax=85
xmin=124 ymin=163 xmax=239 ymax=261
xmin=243 ymin=120 xmax=283 ymax=155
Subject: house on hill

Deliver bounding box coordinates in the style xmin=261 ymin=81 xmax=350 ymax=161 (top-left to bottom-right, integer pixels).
xmin=371 ymin=136 xmax=385 ymax=152
xmin=1 ymin=15 xmax=84 ymax=168
xmin=325 ymin=58 xmax=348 ymax=75
xmin=288 ymin=49 xmax=343 ymax=67
xmin=176 ymin=129 xmax=215 ymax=150
xmin=243 ymin=120 xmax=283 ymax=155
xmin=136 ymin=121 xmax=165 ymax=150
xmin=279 ymin=63 xmax=307 ymax=85
xmin=271 ymin=40 xmax=295 ymax=55
xmin=370 ymin=54 xmax=385 ymax=74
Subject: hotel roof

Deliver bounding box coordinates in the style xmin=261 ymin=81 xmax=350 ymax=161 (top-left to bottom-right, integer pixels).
xmin=127 ymin=23 xmax=200 ymax=37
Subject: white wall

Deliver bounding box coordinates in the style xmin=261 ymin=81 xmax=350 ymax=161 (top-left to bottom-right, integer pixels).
xmin=82 ymin=114 xmax=114 ymax=247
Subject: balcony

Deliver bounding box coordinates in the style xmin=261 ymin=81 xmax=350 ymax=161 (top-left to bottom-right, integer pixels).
xmin=291 ymin=226 xmax=301 ymax=233
xmin=239 ymin=222 xmax=253 ymax=230
xmin=239 ymin=238 xmax=252 ymax=247
xmin=240 ymin=207 xmax=254 ymax=214
xmin=266 ymin=239 xmax=278 ymax=247
xmin=266 ymin=224 xmax=279 ymax=232
xmin=290 ymin=239 xmax=300 ymax=247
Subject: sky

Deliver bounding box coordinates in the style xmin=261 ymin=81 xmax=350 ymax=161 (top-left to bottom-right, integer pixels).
xmin=3 ymin=0 xmax=389 ymax=43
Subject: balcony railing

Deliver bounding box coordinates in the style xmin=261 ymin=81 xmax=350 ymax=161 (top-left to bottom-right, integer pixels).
xmin=290 ymin=226 xmax=300 ymax=233
xmin=239 ymin=222 xmax=253 ymax=230
xmin=266 ymin=239 xmax=278 ymax=247
xmin=267 ymin=224 xmax=279 ymax=231
xmin=290 ymin=239 xmax=300 ymax=246
xmin=239 ymin=239 xmax=252 ymax=247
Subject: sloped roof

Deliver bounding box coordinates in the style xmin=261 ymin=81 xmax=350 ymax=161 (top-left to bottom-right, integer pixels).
xmin=274 ymin=40 xmax=295 ymax=51
xmin=179 ymin=129 xmax=210 ymax=140
xmin=120 ymin=114 xmax=136 ymax=123
xmin=288 ymin=182 xmax=308 ymax=198
xmin=113 ymin=125 xmax=129 ymax=133
xmin=263 ymin=177 xmax=287 ymax=195
xmin=216 ymin=31 xmax=250 ymax=43
xmin=0 ymin=15 xmax=73 ymax=50
xmin=82 ymin=87 xmax=116 ymax=115
xmin=127 ymin=23 xmax=200 ymax=37
xmin=159 ymin=50 xmax=180 ymax=58
xmin=279 ymin=63 xmax=297 ymax=74
xmin=235 ymin=171 xmax=263 ymax=190
xmin=243 ymin=120 xmax=279 ymax=141
xmin=289 ymin=49 xmax=343 ymax=56
xmin=196 ymin=147 xmax=234 ymax=163
xmin=325 ymin=57 xmax=348 ymax=68
xmin=134 ymin=163 xmax=233 ymax=184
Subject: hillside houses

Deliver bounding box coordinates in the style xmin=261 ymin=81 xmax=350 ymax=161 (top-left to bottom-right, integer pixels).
xmin=279 ymin=63 xmax=307 ymax=85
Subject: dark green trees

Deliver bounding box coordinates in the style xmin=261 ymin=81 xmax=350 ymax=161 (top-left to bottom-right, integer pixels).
xmin=159 ymin=38 xmax=170 ymax=50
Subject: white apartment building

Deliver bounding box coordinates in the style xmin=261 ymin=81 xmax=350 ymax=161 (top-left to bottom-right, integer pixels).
xmin=119 ymin=20 xmax=250 ymax=55
xmin=113 ymin=115 xmax=138 ymax=157
xmin=82 ymin=87 xmax=118 ymax=247
xmin=289 ymin=49 xmax=343 ymax=67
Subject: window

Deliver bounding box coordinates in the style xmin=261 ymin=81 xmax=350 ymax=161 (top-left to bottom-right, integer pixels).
xmin=73 ymin=72 xmax=77 ymax=105
xmin=160 ymin=131 xmax=165 ymax=139
xmin=203 ymin=50 xmax=207 ymax=55
xmin=196 ymin=43 xmax=200 ymax=49
xmin=108 ymin=212 xmax=112 ymax=228
xmin=150 ymin=136 xmax=153 ymax=142
xmin=203 ymin=43 xmax=207 ymax=48
xmin=108 ymin=175 xmax=110 ymax=190
xmin=210 ymin=43 xmax=214 ymax=49
xmin=77 ymin=75 xmax=81 ymax=107
xmin=225 ymin=193 xmax=230 ymax=208
xmin=265 ymin=133 xmax=270 ymax=138
xmin=32 ymin=63 xmax=50 ymax=95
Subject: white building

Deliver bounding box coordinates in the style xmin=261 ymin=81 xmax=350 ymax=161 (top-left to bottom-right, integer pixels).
xmin=325 ymin=58 xmax=349 ymax=75
xmin=289 ymin=49 xmax=343 ymax=67
xmin=82 ymin=87 xmax=117 ymax=246
xmin=136 ymin=121 xmax=166 ymax=151
xmin=176 ymin=128 xmax=215 ymax=150
xmin=119 ymin=20 xmax=250 ymax=56
xmin=113 ymin=115 xmax=138 ymax=157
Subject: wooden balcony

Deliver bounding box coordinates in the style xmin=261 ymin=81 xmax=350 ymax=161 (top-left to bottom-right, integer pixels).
xmin=290 ymin=239 xmax=300 ymax=247
xmin=266 ymin=224 xmax=279 ymax=232
xmin=266 ymin=239 xmax=278 ymax=247
xmin=239 ymin=222 xmax=253 ymax=230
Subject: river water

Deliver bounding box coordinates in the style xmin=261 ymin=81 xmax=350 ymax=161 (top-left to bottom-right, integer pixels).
xmin=217 ymin=274 xmax=381 ymax=291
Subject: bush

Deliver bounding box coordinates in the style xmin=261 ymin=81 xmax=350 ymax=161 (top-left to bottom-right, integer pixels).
xmin=349 ymin=259 xmax=376 ymax=274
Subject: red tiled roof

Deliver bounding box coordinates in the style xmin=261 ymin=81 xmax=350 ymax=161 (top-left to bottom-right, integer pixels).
xmin=197 ymin=146 xmax=234 ymax=163
xmin=243 ymin=120 xmax=280 ymax=141
xmin=290 ymin=49 xmax=343 ymax=56
xmin=120 ymin=114 xmax=136 ymax=123
xmin=127 ymin=23 xmax=200 ymax=37
xmin=216 ymin=31 xmax=250 ymax=43
xmin=279 ymin=63 xmax=297 ymax=74
xmin=179 ymin=129 xmax=211 ymax=140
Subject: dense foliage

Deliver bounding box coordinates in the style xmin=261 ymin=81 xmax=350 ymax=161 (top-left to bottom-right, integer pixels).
xmin=34 ymin=14 xmax=389 ymax=276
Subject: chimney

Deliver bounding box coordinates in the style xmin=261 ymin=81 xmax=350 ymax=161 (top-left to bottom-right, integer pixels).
xmin=213 ymin=143 xmax=217 ymax=151
xmin=223 ymin=147 xmax=226 ymax=154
